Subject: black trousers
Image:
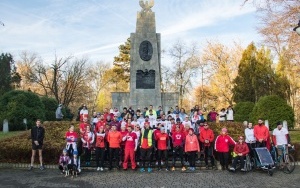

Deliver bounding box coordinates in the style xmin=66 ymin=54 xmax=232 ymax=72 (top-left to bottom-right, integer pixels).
xmin=140 ymin=148 xmax=152 ymax=168
xmin=109 ymin=148 xmax=120 ymax=168
xmin=204 ymin=146 xmax=214 ymax=166
xmin=84 ymin=147 xmax=91 ymax=162
xmin=157 ymin=149 xmax=168 ymax=168
xmin=187 ymin=151 xmax=197 ymax=167
xmin=247 ymin=143 xmax=256 ymax=158
xmin=218 ymin=152 xmax=229 ymax=168
xmin=232 ymin=156 xmax=245 ymax=169
xmin=95 ymin=147 xmax=105 ymax=168
xmin=172 ymin=146 xmax=184 ymax=167
xmin=256 ymin=141 xmax=266 ymax=148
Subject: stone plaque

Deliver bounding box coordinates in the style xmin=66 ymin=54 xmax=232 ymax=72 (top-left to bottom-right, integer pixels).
xmin=136 ymin=69 xmax=155 ymax=89
xmin=139 ymin=40 xmax=153 ymax=61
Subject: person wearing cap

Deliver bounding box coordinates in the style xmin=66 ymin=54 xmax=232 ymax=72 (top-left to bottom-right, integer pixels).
xmin=81 ymin=125 xmax=95 ymax=166
xmin=254 ymin=118 xmax=269 ymax=148
xmin=55 ymin=104 xmax=64 ymax=121
xmin=272 ymin=121 xmax=291 ymax=157
xmin=199 ymin=123 xmax=216 ymax=170
xmin=65 ymin=125 xmax=78 ymax=157
xmin=139 ymin=122 xmax=155 ymax=172
xmin=214 ymin=127 xmax=236 ymax=170
xmin=185 ymin=128 xmax=200 ymax=171
xmin=155 ymin=126 xmax=170 ymax=171
xmin=67 ymin=150 xmax=81 ymax=174
xmin=171 ymin=118 xmax=184 ymax=134
xmin=58 ymin=149 xmax=70 ymax=174
xmin=107 ymin=124 xmax=122 ymax=170
xmin=229 ymin=136 xmax=249 ymax=172
xmin=122 ymin=126 xmax=138 ymax=170
xmin=172 ymin=125 xmax=186 ymax=171
xmin=95 ymin=125 xmax=106 ymax=171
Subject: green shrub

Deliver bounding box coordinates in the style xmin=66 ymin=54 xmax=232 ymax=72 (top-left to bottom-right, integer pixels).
xmin=40 ymin=96 xmax=58 ymax=121
xmin=0 ymin=121 xmax=77 ymax=164
xmin=250 ymin=95 xmax=294 ymax=130
xmin=0 ymin=90 xmax=45 ymax=131
xmin=234 ymin=102 xmax=255 ymax=122
xmin=209 ymin=122 xmax=245 ymax=140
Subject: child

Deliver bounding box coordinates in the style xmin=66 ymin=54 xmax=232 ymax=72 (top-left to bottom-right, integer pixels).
xmin=215 ymin=127 xmax=236 ymax=170
xmin=81 ymin=125 xmax=95 ymax=166
xmin=230 ymin=136 xmax=249 ymax=171
xmin=68 ymin=150 xmax=81 ymax=176
xmin=185 ymin=128 xmax=200 ymax=171
xmin=58 ymin=149 xmax=70 ymax=174
xmin=95 ymin=126 xmax=106 ymax=171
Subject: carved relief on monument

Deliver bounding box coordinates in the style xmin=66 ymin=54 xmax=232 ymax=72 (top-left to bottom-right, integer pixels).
xmin=136 ymin=69 xmax=155 ymax=89
xmin=139 ymin=0 xmax=154 ymax=12
xmin=139 ymin=40 xmax=153 ymax=61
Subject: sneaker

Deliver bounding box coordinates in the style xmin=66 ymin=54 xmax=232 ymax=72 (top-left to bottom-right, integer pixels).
xmin=39 ymin=165 xmax=45 ymax=170
xmin=28 ymin=166 xmax=33 ymax=171
xmin=161 ymin=161 xmax=164 ymax=165
xmin=171 ymin=167 xmax=175 ymax=171
xmin=100 ymin=167 xmax=104 ymax=171
xmin=97 ymin=167 xmax=100 ymax=171
xmin=165 ymin=168 xmax=169 ymax=171
xmin=181 ymin=167 xmax=186 ymax=171
xmin=140 ymin=168 xmax=145 ymax=172
xmin=158 ymin=168 xmax=162 ymax=171
xmin=205 ymin=165 xmax=209 ymax=170
xmin=148 ymin=167 xmax=152 ymax=173
xmin=191 ymin=167 xmax=195 ymax=171
xmin=229 ymin=167 xmax=235 ymax=171
xmin=196 ymin=160 xmax=201 ymax=164
xmin=241 ymin=168 xmax=246 ymax=172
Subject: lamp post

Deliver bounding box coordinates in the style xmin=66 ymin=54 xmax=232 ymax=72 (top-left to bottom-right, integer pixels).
xmin=294 ymin=19 xmax=300 ymax=35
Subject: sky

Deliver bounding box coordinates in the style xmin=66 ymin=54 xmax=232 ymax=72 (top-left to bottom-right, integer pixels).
xmin=0 ymin=0 xmax=260 ymax=65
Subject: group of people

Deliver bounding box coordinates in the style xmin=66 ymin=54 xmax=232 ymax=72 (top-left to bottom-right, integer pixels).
xmin=29 ymin=105 xmax=291 ymax=175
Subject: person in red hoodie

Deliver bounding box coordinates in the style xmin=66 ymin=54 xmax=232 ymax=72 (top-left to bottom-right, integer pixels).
xmin=229 ymin=136 xmax=249 ymax=172
xmin=107 ymin=124 xmax=122 ymax=170
xmin=199 ymin=123 xmax=216 ymax=170
xmin=172 ymin=125 xmax=186 ymax=171
xmin=122 ymin=126 xmax=138 ymax=170
xmin=214 ymin=127 xmax=236 ymax=170
xmin=94 ymin=115 xmax=106 ymax=134
xmin=95 ymin=126 xmax=106 ymax=171
xmin=155 ymin=127 xmax=170 ymax=171
xmin=253 ymin=119 xmax=269 ymax=148
xmin=185 ymin=128 xmax=200 ymax=171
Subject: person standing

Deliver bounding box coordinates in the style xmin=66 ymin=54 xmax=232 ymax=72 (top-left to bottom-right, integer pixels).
xmin=65 ymin=125 xmax=78 ymax=157
xmin=254 ymin=119 xmax=269 ymax=148
xmin=122 ymin=126 xmax=138 ymax=170
xmin=245 ymin=122 xmax=256 ymax=157
xmin=107 ymin=125 xmax=122 ymax=170
xmin=219 ymin=108 xmax=227 ymax=122
xmin=226 ymin=106 xmax=234 ymax=122
xmin=139 ymin=122 xmax=155 ymax=173
xmin=55 ymin=104 xmax=64 ymax=121
xmin=80 ymin=105 xmax=89 ymax=122
xmin=95 ymin=126 xmax=106 ymax=171
xmin=172 ymin=125 xmax=186 ymax=171
xmin=155 ymin=127 xmax=170 ymax=171
xmin=214 ymin=128 xmax=236 ymax=170
xmin=185 ymin=128 xmax=200 ymax=171
xmin=29 ymin=119 xmax=45 ymax=171
xmin=207 ymin=108 xmax=218 ymax=122
xmin=199 ymin=123 xmax=216 ymax=169
xmin=81 ymin=125 xmax=95 ymax=166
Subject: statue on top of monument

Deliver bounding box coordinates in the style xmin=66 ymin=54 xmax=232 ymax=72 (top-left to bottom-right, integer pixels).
xmin=139 ymin=0 xmax=154 ymax=12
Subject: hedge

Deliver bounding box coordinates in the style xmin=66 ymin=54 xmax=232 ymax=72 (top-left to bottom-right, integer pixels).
xmin=234 ymin=102 xmax=255 ymax=122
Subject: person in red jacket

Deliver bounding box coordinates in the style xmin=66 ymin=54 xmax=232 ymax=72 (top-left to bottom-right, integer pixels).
xmin=214 ymin=127 xmax=236 ymax=170
xmin=122 ymin=126 xmax=138 ymax=170
xmin=81 ymin=125 xmax=95 ymax=166
xmin=79 ymin=117 xmax=89 ymax=136
xmin=229 ymin=136 xmax=249 ymax=171
xmin=120 ymin=125 xmax=128 ymax=165
xmin=185 ymin=128 xmax=200 ymax=171
xmin=107 ymin=124 xmax=122 ymax=170
xmin=253 ymin=119 xmax=269 ymax=148
xmin=95 ymin=126 xmax=106 ymax=171
xmin=199 ymin=123 xmax=216 ymax=169
xmin=65 ymin=125 xmax=78 ymax=157
xmin=155 ymin=127 xmax=170 ymax=171
xmin=172 ymin=125 xmax=186 ymax=171
xmin=171 ymin=119 xmax=184 ymax=134
xmin=94 ymin=115 xmax=106 ymax=134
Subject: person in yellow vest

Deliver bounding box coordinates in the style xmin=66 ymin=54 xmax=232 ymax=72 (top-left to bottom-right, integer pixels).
xmin=139 ymin=122 xmax=155 ymax=172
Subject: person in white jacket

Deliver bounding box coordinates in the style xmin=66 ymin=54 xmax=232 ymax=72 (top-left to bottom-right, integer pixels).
xmin=244 ymin=122 xmax=255 ymax=157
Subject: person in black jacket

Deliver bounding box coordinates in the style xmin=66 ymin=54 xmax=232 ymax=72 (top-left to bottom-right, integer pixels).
xmin=29 ymin=119 xmax=45 ymax=171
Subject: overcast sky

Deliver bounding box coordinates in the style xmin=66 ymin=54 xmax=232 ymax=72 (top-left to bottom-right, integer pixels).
xmin=0 ymin=0 xmax=260 ymax=64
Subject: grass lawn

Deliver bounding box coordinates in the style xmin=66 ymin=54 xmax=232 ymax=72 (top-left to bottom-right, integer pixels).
xmin=0 ymin=131 xmax=26 ymax=141
xmin=289 ymin=130 xmax=300 ymax=143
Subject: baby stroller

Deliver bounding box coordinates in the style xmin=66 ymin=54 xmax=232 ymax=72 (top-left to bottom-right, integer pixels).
xmin=253 ymin=147 xmax=275 ymax=176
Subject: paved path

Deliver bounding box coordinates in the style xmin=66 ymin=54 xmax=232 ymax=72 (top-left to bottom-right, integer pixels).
xmin=0 ymin=167 xmax=299 ymax=188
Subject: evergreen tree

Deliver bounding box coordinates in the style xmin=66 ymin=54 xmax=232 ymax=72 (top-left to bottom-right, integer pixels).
xmin=113 ymin=38 xmax=131 ymax=83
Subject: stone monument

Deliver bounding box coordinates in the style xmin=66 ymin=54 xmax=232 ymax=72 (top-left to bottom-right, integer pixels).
xmin=111 ymin=0 xmax=179 ymax=111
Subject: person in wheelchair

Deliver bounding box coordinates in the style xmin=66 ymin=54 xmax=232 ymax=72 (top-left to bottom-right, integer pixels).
xmin=230 ymin=136 xmax=249 ymax=172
